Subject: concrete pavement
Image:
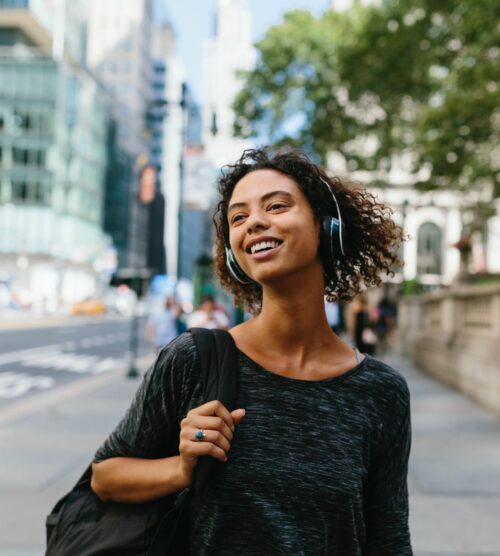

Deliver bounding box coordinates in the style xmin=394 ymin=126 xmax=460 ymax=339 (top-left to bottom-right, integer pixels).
xmin=0 ymin=349 xmax=499 ymax=555
xmin=385 ymin=352 xmax=500 ymax=556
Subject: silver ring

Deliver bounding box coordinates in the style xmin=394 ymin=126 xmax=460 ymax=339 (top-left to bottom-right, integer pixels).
xmin=194 ymin=430 xmax=206 ymax=441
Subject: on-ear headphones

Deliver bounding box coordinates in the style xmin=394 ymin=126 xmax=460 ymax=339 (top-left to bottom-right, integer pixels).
xmin=225 ymin=175 xmax=346 ymax=284
xmin=225 ymin=246 xmax=255 ymax=284
xmin=318 ymin=176 xmax=345 ymax=276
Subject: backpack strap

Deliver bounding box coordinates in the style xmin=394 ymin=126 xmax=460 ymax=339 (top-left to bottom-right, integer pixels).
xmin=190 ymin=328 xmax=238 ymax=409
xmin=189 ymin=328 xmax=239 ymax=495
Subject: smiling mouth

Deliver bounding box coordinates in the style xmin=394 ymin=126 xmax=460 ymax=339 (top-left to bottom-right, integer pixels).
xmin=246 ymin=239 xmax=283 ymax=255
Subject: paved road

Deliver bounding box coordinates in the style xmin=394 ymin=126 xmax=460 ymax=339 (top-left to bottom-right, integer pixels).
xmin=0 ymin=317 xmax=150 ymax=413
xmin=0 ymin=335 xmax=499 ymax=555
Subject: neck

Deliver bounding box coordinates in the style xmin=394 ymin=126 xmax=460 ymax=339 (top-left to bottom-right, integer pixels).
xmin=252 ymin=265 xmax=334 ymax=357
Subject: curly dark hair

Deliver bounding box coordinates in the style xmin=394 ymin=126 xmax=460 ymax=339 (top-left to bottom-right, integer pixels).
xmin=213 ymin=147 xmax=405 ymax=313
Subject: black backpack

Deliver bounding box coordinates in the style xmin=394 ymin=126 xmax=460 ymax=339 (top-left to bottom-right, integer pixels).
xmin=45 ymin=328 xmax=239 ymax=556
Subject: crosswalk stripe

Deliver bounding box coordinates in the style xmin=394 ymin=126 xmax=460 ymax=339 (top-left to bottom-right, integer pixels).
xmin=18 ymin=349 xmax=121 ymax=374
xmin=0 ymin=351 xmax=123 ymax=399
xmin=0 ymin=345 xmax=62 ymax=366
xmin=0 ymin=372 xmax=55 ymax=399
xmin=0 ymin=333 xmax=130 ymax=368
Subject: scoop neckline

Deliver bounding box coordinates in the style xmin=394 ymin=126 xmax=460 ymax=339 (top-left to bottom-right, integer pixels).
xmin=235 ymin=347 xmax=370 ymax=385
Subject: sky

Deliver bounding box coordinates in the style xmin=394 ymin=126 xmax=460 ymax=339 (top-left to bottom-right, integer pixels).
xmin=156 ymin=0 xmax=330 ymax=102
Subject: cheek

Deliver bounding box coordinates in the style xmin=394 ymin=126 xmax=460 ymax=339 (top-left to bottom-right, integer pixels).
xmin=228 ymin=227 xmax=246 ymax=261
xmin=296 ymin=220 xmax=321 ymax=252
xmin=228 ymin=228 xmax=239 ymax=251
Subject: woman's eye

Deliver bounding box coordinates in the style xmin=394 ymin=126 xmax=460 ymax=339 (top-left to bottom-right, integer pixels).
xmin=269 ymin=203 xmax=286 ymax=211
xmin=231 ymin=214 xmax=245 ymax=224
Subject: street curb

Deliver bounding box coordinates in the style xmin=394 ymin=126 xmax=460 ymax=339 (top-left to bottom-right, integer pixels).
xmin=0 ymin=353 xmax=155 ymax=425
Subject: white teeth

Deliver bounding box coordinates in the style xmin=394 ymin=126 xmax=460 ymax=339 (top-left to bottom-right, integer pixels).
xmin=250 ymin=240 xmax=280 ymax=254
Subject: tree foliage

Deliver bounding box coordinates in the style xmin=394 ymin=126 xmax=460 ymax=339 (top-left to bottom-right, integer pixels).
xmin=233 ymin=0 xmax=500 ymax=228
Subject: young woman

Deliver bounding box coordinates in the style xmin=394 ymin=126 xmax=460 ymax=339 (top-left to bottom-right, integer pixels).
xmin=91 ymin=148 xmax=412 ymax=555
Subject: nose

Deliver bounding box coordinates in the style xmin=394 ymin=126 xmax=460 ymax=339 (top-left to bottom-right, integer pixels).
xmin=245 ymin=210 xmax=270 ymax=235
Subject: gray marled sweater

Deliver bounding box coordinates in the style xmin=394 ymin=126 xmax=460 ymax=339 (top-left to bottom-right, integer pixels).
xmin=94 ymin=332 xmax=412 ymax=555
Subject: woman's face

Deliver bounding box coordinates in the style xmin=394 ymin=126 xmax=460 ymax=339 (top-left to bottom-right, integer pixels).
xmin=227 ymin=169 xmax=321 ymax=286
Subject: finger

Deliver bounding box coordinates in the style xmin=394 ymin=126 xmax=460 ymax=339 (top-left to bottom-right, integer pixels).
xmin=184 ymin=428 xmax=231 ymax=453
xmin=231 ymin=408 xmax=246 ymax=425
xmin=191 ymin=400 xmax=235 ymax=431
xmin=180 ymin=436 xmax=227 ymax=463
xmin=189 ymin=415 xmax=233 ymax=442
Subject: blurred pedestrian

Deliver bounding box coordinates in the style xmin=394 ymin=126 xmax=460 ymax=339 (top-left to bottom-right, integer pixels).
xmin=375 ymin=296 xmax=397 ymax=358
xmin=145 ymin=296 xmax=180 ymax=353
xmin=350 ymin=293 xmax=378 ymax=356
xmin=187 ymin=294 xmax=230 ymax=330
xmin=91 ymin=147 xmax=411 ymax=554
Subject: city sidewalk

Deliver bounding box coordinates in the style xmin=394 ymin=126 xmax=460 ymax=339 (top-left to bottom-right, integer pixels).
xmin=385 ymin=352 xmax=500 ymax=556
xmin=0 ymin=350 xmax=499 ymax=555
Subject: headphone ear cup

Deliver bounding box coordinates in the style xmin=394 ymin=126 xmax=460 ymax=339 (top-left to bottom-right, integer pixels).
xmin=320 ymin=216 xmax=343 ymax=272
xmin=225 ymin=247 xmax=254 ymax=284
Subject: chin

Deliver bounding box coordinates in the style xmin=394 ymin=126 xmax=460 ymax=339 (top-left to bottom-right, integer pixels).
xmin=252 ymin=267 xmax=292 ymax=286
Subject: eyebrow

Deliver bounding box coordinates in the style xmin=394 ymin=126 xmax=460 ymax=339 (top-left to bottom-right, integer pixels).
xmin=228 ymin=190 xmax=294 ymax=213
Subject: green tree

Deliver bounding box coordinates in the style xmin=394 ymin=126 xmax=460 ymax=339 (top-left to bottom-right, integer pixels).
xmin=234 ymin=9 xmax=353 ymax=163
xmin=234 ymin=1 xmax=500 ymax=237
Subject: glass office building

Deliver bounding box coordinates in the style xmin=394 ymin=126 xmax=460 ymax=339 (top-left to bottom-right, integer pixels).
xmin=0 ymin=46 xmax=113 ymax=309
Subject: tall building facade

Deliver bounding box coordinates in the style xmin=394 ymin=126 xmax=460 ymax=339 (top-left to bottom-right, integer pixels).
xmin=151 ymin=20 xmax=207 ymax=281
xmin=202 ymin=0 xmax=255 ymax=170
xmin=86 ymin=0 xmax=153 ymax=157
xmin=86 ymin=0 xmax=154 ymax=270
xmin=0 ymin=1 xmax=116 ymax=310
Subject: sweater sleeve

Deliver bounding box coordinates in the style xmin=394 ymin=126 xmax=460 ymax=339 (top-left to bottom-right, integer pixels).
xmin=364 ymin=381 xmax=413 ymax=555
xmin=93 ymin=333 xmax=200 ymax=462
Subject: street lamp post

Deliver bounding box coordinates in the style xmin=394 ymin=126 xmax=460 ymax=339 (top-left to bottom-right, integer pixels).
xmin=110 ymin=268 xmax=151 ymax=378
xmin=127 ymin=299 xmax=142 ymax=378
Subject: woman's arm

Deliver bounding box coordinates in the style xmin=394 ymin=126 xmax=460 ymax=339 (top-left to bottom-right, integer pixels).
xmin=91 ymin=400 xmax=246 ymax=504
xmin=90 ymin=335 xmax=245 ymax=504
xmin=91 ymin=455 xmax=189 ymax=503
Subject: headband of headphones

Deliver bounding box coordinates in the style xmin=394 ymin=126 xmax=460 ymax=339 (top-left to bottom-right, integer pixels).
xmin=319 ymin=176 xmax=345 ymax=256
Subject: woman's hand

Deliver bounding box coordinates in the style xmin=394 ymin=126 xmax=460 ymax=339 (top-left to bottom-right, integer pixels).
xmin=178 ymin=400 xmax=246 ymax=486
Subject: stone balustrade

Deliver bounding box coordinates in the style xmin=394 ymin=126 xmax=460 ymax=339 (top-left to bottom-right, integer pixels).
xmin=395 ymin=284 xmax=500 ymax=415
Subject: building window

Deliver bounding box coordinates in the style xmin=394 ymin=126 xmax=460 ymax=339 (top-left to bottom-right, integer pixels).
xmin=9 ymin=179 xmax=50 ymax=205
xmin=12 ymin=147 xmax=46 ymax=167
xmin=13 ymin=110 xmax=31 ymax=131
xmin=417 ymin=222 xmax=442 ymax=275
xmin=34 ymin=181 xmax=51 ymax=204
xmin=13 ymin=147 xmax=29 ymax=165
xmin=11 ymin=180 xmax=29 ymax=202
xmin=11 ymin=108 xmax=53 ymax=135
xmin=39 ymin=112 xmax=53 ymax=135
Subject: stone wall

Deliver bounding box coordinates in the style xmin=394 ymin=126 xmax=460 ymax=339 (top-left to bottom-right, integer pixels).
xmin=395 ymin=284 xmax=500 ymax=415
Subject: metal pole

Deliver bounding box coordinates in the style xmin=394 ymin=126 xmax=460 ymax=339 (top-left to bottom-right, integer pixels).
xmin=127 ymin=300 xmax=140 ymax=378
xmin=176 ymin=83 xmax=188 ymax=283
xmin=127 ymin=317 xmax=140 ymax=378
xmin=177 ymin=154 xmax=184 ymax=282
